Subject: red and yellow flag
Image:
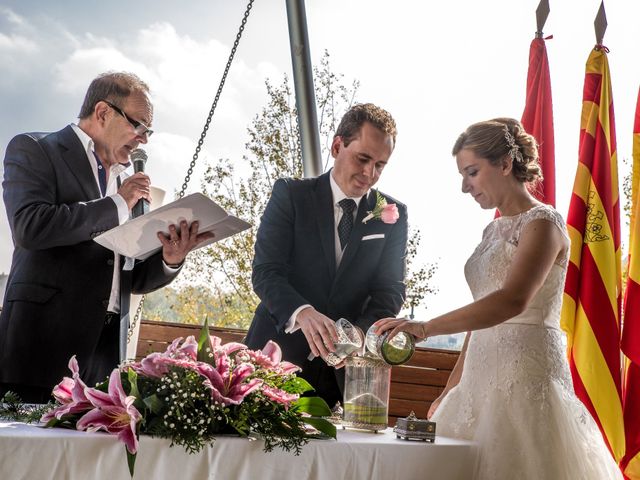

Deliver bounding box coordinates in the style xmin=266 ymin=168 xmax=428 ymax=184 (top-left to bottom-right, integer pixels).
xmin=620 ymin=86 xmax=640 ymax=479
xmin=561 ymin=46 xmax=625 ymax=461
xmin=521 ymin=36 xmax=556 ymax=206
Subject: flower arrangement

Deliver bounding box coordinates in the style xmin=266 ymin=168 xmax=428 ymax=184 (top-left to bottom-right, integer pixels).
xmin=362 ymin=191 xmax=399 ymax=224
xmin=39 ymin=321 xmax=336 ymax=476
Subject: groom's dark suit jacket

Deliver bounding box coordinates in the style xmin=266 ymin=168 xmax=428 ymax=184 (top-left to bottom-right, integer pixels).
xmin=0 ymin=125 xmax=178 ymax=392
xmin=245 ymin=172 xmax=408 ymax=370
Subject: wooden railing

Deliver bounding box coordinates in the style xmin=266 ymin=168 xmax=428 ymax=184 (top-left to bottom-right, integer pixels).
xmin=136 ymin=320 xmax=246 ymax=360
xmin=388 ymin=347 xmax=459 ymax=426
xmin=136 ymin=320 xmax=460 ymax=425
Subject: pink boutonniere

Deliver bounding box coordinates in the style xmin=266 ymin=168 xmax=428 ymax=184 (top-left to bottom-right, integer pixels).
xmin=362 ymin=191 xmax=399 ymax=224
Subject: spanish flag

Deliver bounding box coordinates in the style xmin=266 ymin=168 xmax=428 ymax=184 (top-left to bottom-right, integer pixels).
xmin=521 ymin=36 xmax=555 ymax=206
xmin=561 ymin=46 xmax=625 ymax=461
xmin=621 ymin=87 xmax=640 ymax=479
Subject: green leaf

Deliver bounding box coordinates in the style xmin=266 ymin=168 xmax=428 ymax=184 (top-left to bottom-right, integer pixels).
xmin=283 ymin=376 xmax=314 ymax=394
xmin=127 ymin=369 xmax=140 ymax=398
xmin=293 ymin=396 xmax=332 ymax=417
xmin=143 ymin=394 xmax=165 ymax=414
xmin=197 ymin=317 xmax=214 ymax=365
xmin=41 ymin=417 xmax=58 ymax=428
xmin=302 ymin=417 xmax=337 ymax=439
xmin=126 ymin=449 xmax=137 ymax=477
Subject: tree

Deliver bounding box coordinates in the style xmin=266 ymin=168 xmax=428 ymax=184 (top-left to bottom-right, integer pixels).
xmin=144 ymin=51 xmax=436 ymax=328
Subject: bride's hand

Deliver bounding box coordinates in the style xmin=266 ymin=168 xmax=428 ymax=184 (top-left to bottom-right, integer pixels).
xmin=373 ymin=317 xmax=429 ymax=340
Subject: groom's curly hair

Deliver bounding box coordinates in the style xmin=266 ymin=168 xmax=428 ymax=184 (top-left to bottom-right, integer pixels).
xmin=334 ymin=103 xmax=397 ymax=149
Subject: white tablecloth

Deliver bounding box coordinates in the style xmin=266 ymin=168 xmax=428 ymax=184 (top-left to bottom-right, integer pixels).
xmin=0 ymin=421 xmax=476 ymax=480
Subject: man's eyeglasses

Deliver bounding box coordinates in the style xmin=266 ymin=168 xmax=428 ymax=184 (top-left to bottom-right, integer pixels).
xmin=102 ymin=100 xmax=154 ymax=138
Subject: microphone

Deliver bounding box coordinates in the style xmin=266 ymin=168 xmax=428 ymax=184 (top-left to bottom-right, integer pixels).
xmin=131 ymin=148 xmax=150 ymax=218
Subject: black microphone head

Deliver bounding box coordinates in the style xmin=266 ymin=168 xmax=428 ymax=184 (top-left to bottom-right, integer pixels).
xmin=131 ymin=148 xmax=147 ymax=173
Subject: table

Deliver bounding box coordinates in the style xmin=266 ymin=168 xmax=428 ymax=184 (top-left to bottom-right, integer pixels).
xmin=0 ymin=421 xmax=476 ymax=479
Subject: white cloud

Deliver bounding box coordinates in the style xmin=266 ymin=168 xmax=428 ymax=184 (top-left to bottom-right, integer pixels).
xmin=0 ymin=8 xmax=39 ymax=71
xmin=143 ymin=132 xmax=214 ymax=200
xmin=0 ymin=33 xmax=38 ymax=53
xmin=0 ymin=7 xmax=25 ymax=26
xmin=128 ymin=22 xmax=278 ymax=134
xmin=53 ymin=47 xmax=150 ymax=94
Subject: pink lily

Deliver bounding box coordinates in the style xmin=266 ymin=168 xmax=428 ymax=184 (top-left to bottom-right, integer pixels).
xmin=260 ymin=385 xmax=299 ymax=409
xmin=77 ymin=368 xmax=142 ymax=454
xmin=132 ymin=352 xmax=172 ymax=378
xmin=133 ymin=336 xmax=201 ymax=378
xmin=166 ymin=335 xmax=198 ymax=360
xmin=41 ymin=356 xmax=91 ymax=422
xmin=208 ymin=335 xmax=247 ymax=357
xmin=196 ymin=362 xmax=263 ymax=406
xmin=247 ymin=341 xmax=301 ymax=374
xmin=133 ymin=352 xmax=199 ymax=378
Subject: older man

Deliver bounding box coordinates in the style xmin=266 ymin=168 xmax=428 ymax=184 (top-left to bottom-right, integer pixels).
xmin=0 ymin=72 xmax=211 ymax=402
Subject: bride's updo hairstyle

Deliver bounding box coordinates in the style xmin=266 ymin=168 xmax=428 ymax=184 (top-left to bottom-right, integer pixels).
xmin=452 ymin=118 xmax=542 ymax=184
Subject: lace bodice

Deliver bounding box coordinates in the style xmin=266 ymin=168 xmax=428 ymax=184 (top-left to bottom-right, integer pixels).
xmin=464 ymin=204 xmax=569 ymax=329
xmin=430 ymin=204 xmax=622 ymax=479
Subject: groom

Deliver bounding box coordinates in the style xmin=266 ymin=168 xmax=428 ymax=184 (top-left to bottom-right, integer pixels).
xmin=244 ymin=103 xmax=408 ymax=406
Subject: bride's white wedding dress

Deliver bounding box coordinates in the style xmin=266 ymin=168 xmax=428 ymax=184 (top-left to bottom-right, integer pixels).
xmin=431 ymin=205 xmax=622 ymax=479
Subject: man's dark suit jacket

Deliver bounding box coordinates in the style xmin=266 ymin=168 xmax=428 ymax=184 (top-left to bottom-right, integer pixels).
xmin=245 ymin=172 xmax=408 ymax=370
xmin=0 ymin=125 xmax=178 ymax=392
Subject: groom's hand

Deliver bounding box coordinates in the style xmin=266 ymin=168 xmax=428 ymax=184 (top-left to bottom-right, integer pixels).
xmin=297 ymin=307 xmax=339 ymax=359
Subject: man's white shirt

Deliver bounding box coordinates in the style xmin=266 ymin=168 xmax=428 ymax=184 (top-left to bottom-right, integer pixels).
xmin=71 ymin=123 xmax=179 ymax=314
xmin=285 ymin=170 xmax=367 ymax=333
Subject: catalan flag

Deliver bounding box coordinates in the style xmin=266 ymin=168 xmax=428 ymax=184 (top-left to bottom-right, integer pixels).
xmin=561 ymin=46 xmax=625 ymax=462
xmin=620 ymin=87 xmax=640 ymax=479
xmin=521 ymin=36 xmax=555 ymax=206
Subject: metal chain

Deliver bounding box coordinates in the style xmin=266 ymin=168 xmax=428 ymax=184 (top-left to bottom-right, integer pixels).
xmin=178 ymin=0 xmax=255 ymax=199
xmin=127 ymin=0 xmax=255 ymax=345
xmin=127 ymin=295 xmax=146 ymax=344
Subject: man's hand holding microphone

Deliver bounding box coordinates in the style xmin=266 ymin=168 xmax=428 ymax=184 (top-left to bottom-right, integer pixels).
xmin=118 ymin=148 xmax=214 ymax=267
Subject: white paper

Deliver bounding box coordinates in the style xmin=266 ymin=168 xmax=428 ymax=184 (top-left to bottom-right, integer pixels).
xmin=94 ymin=192 xmax=251 ymax=260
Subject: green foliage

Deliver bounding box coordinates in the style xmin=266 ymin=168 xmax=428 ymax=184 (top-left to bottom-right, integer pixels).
xmin=196 ymin=316 xmax=213 ymax=364
xmin=404 ymin=229 xmax=438 ymax=313
xmin=143 ymin=286 xmax=253 ymax=329
xmin=0 ymin=391 xmax=52 ymax=423
xmin=139 ymin=367 xmax=226 ymax=454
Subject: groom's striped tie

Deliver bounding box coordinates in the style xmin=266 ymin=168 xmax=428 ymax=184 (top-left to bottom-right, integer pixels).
xmin=337 ymin=198 xmax=356 ymax=250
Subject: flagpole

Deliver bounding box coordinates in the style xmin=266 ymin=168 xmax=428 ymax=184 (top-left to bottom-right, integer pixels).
xmin=535 ymin=0 xmax=549 ymax=38
xmin=594 ymin=1 xmax=607 ymax=46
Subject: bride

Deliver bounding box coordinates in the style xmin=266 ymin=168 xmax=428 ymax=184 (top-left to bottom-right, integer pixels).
xmin=375 ymin=118 xmax=622 ymax=479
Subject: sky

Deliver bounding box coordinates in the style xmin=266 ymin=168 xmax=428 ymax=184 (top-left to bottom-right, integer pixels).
xmin=1 ymin=0 xmax=639 ymax=323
